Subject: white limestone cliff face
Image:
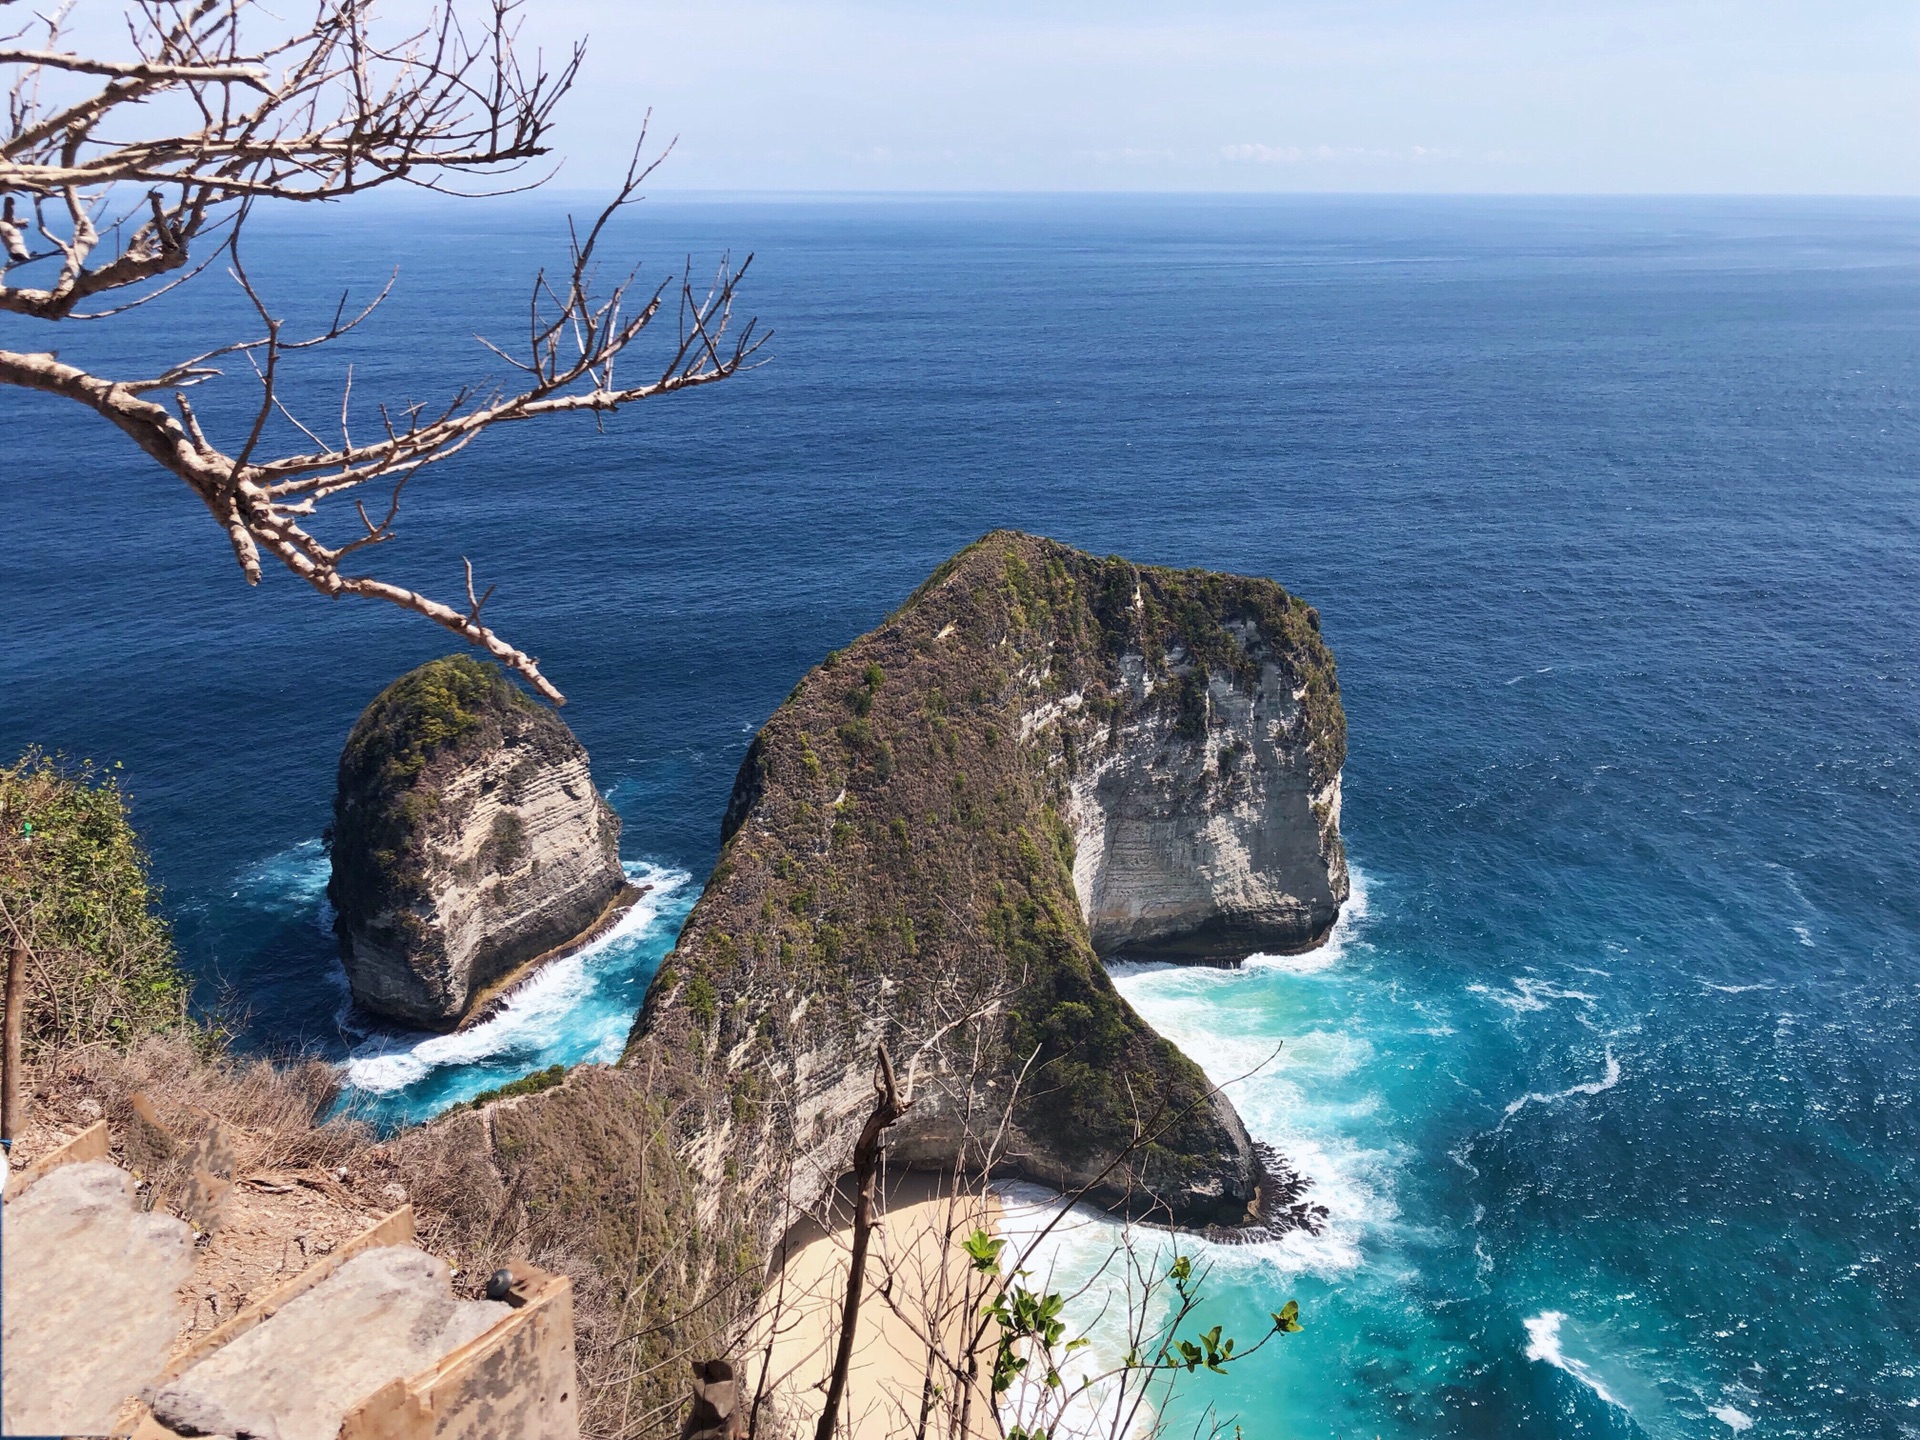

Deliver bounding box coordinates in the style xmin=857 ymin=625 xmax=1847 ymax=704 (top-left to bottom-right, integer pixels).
xmin=330 ymin=658 xmax=631 ymax=1030
xmin=1045 ymin=639 xmax=1348 ymax=961
xmin=340 ymin=744 xmax=626 ymax=1027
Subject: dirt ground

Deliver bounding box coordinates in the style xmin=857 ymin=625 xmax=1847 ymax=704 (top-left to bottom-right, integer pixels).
xmin=4 ymin=1053 xmax=417 ymax=1361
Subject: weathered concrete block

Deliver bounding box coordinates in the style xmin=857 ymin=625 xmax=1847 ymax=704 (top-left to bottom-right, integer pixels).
xmin=153 ymin=1246 xmax=509 ymax=1440
xmin=1 ymin=1160 xmax=193 ymax=1436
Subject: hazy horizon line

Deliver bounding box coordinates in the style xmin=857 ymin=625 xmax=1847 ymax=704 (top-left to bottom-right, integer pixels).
xmin=333 ymin=187 xmax=1920 ymax=205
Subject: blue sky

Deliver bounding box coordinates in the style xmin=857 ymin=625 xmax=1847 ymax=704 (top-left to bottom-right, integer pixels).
xmin=539 ymin=0 xmax=1916 ymax=193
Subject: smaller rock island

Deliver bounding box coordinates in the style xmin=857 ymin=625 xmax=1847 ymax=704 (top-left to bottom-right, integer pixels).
xmin=328 ymin=655 xmax=633 ymax=1030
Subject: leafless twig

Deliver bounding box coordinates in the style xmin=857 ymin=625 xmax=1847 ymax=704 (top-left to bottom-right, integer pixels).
xmin=2 ymin=3 xmax=765 ymax=702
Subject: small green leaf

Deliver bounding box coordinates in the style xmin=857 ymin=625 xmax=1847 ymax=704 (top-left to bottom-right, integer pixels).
xmin=962 ymin=1228 xmax=1006 ymax=1272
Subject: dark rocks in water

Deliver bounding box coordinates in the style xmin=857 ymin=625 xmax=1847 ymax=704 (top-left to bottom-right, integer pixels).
xmin=327 ymin=655 xmax=630 ymax=1030
xmin=624 ymin=529 xmax=1347 ymax=1241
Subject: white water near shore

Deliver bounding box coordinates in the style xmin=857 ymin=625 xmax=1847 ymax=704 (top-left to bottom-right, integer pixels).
xmin=334 ymin=861 xmax=693 ymax=1122
xmin=988 ymin=871 xmax=1389 ymax=1439
xmin=1109 ymin=866 xmax=1388 ymax=1286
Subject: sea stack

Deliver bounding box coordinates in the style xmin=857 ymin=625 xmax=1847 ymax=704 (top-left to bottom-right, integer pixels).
xmin=626 ymin=530 xmax=1348 ymax=1232
xmin=328 ymin=655 xmax=632 ymax=1030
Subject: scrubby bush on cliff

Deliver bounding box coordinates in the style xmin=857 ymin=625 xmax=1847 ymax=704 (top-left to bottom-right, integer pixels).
xmin=0 ymin=750 xmax=194 ymax=1057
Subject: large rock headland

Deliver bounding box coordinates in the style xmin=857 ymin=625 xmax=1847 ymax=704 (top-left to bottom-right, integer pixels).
xmin=327 ymin=656 xmax=633 ymax=1030
xmin=625 ymin=530 xmax=1347 ymax=1238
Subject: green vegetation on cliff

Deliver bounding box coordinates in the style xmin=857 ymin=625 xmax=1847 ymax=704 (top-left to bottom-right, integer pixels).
xmin=337 ymin=654 xmax=534 ymax=790
xmin=0 ymin=750 xmax=194 ymax=1057
xmin=630 ymin=529 xmax=1346 ymax=1227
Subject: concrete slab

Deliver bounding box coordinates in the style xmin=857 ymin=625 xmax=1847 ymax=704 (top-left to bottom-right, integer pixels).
xmin=2 ymin=1160 xmax=194 ymax=1437
xmin=152 ymin=1246 xmax=509 ymax=1440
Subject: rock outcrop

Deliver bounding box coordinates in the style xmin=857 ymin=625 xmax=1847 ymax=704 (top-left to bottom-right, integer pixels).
xmin=328 ymin=656 xmax=631 ymax=1030
xmin=620 ymin=531 xmax=1347 ymax=1240
xmin=1063 ymin=624 xmax=1346 ymax=960
xmin=152 ymin=1248 xmax=511 ymax=1440
xmin=1 ymin=1160 xmax=194 ymax=1437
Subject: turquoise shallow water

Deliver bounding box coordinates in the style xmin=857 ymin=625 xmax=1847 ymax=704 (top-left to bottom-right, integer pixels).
xmin=222 ymin=842 xmax=695 ymax=1126
xmin=2 ymin=196 xmax=1914 ymax=1436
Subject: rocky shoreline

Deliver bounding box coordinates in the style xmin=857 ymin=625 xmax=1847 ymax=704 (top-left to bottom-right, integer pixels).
xmin=451 ymin=881 xmax=650 ymax=1032
xmin=1204 ymin=1142 xmax=1330 ymax=1244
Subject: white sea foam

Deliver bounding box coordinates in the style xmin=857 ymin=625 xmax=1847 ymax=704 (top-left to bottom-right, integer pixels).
xmin=234 ymin=839 xmax=333 ymax=935
xmin=1698 ymin=979 xmax=1775 ymax=994
xmin=1467 ymin=976 xmax=1601 ymax=1014
xmin=1111 ymin=949 xmax=1392 ymax=1281
xmin=1502 ymin=1048 xmax=1622 ymax=1121
xmin=989 ymin=1183 xmax=1166 ymax=1440
xmin=341 ymin=863 xmax=687 ymax=1096
xmin=987 ymin=1169 xmax=1369 ymax=1440
xmin=1244 ymin=864 xmax=1371 ymax=975
xmin=1710 ymin=1404 xmax=1754 ymax=1431
xmin=1523 ymin=1311 xmax=1625 ymax=1410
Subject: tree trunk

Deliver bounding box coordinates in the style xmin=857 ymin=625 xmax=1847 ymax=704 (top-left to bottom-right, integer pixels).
xmin=3 ymin=938 xmax=27 ymax=1146
xmin=814 ymin=1044 xmax=910 ymax=1440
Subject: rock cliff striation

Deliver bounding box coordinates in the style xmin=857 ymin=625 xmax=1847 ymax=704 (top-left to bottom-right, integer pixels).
xmin=328 ymin=656 xmax=632 ymax=1030
xmin=623 ymin=530 xmax=1347 ymax=1239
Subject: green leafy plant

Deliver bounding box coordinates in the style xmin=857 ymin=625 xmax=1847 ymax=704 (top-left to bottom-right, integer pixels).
xmin=987 ymin=1242 xmax=1304 ymax=1440
xmin=963 ymin=1227 xmax=1006 ymax=1271
xmin=987 ymin=1283 xmax=1089 ymax=1397
xmin=0 ymin=750 xmax=194 ymax=1056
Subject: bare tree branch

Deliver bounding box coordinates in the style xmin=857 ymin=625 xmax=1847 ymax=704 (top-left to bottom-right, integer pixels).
xmin=2 ymin=3 xmax=766 ymax=703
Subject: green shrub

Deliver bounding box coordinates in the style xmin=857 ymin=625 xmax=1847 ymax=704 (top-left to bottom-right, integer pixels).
xmin=0 ymin=750 xmax=194 ymax=1057
xmin=466 ymin=1062 xmax=566 ymax=1109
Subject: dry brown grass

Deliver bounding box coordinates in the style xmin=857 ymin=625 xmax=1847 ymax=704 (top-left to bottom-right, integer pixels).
xmin=382 ymin=1064 xmax=766 ymax=1440
xmin=17 ymin=1036 xmax=371 ymax=1192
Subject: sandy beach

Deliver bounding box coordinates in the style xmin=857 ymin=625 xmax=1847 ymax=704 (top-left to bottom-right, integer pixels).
xmin=749 ymin=1172 xmax=1005 ymax=1440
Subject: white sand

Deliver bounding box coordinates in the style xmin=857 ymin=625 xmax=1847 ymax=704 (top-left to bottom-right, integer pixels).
xmin=751 ymin=1174 xmax=1003 ymax=1440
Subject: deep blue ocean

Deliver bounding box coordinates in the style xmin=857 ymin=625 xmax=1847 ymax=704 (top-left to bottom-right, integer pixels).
xmin=3 ymin=195 xmax=1915 ymax=1438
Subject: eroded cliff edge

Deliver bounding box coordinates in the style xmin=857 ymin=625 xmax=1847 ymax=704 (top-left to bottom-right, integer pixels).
xmin=328 ymin=656 xmax=632 ymax=1030
xmin=624 ymin=530 xmax=1347 ymax=1238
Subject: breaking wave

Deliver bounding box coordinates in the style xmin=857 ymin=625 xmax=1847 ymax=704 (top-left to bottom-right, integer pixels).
xmin=335 ymin=862 xmax=693 ymax=1127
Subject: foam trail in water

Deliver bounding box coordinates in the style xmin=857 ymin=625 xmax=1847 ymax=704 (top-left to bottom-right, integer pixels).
xmin=1467 ymin=976 xmax=1599 ymax=1013
xmin=234 ymin=838 xmax=332 ymax=931
xmin=1524 ymin=1311 xmax=1626 ymax=1410
xmin=1710 ymin=1404 xmax=1754 ymax=1431
xmin=1502 ymin=1048 xmax=1621 ymax=1121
